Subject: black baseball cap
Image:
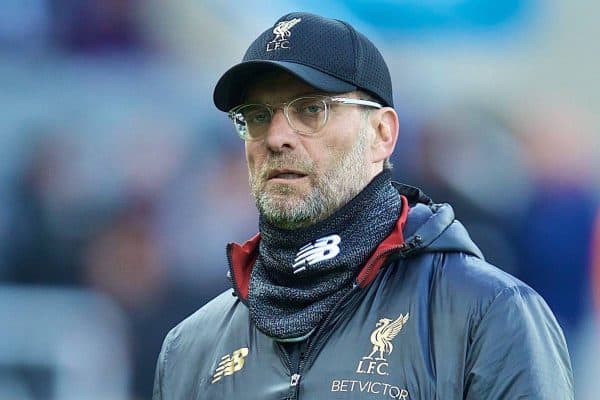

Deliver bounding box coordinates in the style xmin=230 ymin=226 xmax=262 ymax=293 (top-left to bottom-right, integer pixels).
xmin=213 ymin=12 xmax=394 ymax=111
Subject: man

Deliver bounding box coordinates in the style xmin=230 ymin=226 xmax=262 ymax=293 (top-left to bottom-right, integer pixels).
xmin=153 ymin=12 xmax=573 ymax=399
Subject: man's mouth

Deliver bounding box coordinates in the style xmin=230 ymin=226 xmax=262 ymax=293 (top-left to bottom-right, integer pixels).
xmin=267 ymin=169 xmax=308 ymax=180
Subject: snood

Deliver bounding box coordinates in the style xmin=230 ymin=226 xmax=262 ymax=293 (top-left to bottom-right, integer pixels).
xmin=248 ymin=170 xmax=401 ymax=340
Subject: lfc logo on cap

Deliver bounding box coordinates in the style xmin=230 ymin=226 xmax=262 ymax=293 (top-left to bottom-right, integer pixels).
xmin=267 ymin=18 xmax=301 ymax=52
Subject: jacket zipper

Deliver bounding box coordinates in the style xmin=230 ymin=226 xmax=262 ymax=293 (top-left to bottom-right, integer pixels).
xmin=226 ymin=243 xmax=250 ymax=304
xmin=287 ymin=340 xmax=308 ymax=399
xmin=225 ymin=244 xmax=237 ymax=295
xmin=286 ymin=282 xmax=364 ymax=399
xmin=355 ymin=235 xmax=421 ymax=288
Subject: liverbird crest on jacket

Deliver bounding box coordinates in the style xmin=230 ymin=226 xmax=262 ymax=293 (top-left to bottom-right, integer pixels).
xmin=366 ymin=313 xmax=410 ymax=361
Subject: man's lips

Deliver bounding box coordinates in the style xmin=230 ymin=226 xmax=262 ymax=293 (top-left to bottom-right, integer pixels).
xmin=267 ymin=169 xmax=308 ymax=180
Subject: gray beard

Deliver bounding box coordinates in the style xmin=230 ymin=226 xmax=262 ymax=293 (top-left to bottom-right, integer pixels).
xmin=249 ymin=131 xmax=371 ymax=229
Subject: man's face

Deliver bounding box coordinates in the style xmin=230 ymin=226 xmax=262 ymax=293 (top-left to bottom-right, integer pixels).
xmin=243 ymin=73 xmax=380 ymax=229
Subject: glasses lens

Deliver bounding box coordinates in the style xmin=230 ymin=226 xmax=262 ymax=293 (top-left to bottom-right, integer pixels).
xmin=287 ymin=97 xmax=327 ymax=134
xmin=230 ymin=105 xmax=271 ymax=140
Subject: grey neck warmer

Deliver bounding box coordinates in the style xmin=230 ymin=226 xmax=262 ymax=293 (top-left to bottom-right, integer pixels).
xmin=248 ymin=170 xmax=401 ymax=340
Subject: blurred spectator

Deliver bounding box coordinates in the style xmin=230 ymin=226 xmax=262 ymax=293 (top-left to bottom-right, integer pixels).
xmin=397 ymin=102 xmax=528 ymax=275
xmin=512 ymin=100 xmax=599 ymax=343
xmin=591 ymin=208 xmax=600 ymax=318
xmin=82 ymin=198 xmax=203 ymax=399
xmin=579 ymin=209 xmax=600 ymax=399
xmin=50 ymin=0 xmax=146 ymax=53
xmin=156 ymin=144 xmax=256 ymax=292
xmin=0 ymin=286 xmax=130 ymax=400
xmin=6 ymin=130 xmax=84 ymax=285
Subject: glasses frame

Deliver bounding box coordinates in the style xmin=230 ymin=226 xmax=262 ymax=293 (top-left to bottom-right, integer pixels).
xmin=228 ymin=95 xmax=383 ymax=141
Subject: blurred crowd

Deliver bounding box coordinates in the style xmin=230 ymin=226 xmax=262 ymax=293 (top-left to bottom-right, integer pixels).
xmin=1 ymin=1 xmax=599 ymax=399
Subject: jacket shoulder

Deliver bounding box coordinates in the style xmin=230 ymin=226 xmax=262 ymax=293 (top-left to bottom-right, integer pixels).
xmin=436 ymin=252 xmax=529 ymax=303
xmin=397 ymin=251 xmax=552 ymax=337
xmin=154 ymin=290 xmax=244 ymax=399
xmin=160 ymin=289 xmax=243 ymax=361
xmin=405 ymin=252 xmax=573 ymax=396
xmin=429 ymin=252 xmax=560 ymax=327
xmin=439 ymin=255 xmax=574 ymax=397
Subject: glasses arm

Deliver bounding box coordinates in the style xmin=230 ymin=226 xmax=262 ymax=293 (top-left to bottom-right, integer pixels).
xmin=329 ymin=97 xmax=382 ymax=109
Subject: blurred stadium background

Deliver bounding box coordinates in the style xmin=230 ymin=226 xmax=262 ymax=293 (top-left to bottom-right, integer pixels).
xmin=0 ymin=1 xmax=598 ymax=398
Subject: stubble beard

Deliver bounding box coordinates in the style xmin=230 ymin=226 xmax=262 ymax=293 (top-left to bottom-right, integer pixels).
xmin=249 ymin=130 xmax=372 ymax=229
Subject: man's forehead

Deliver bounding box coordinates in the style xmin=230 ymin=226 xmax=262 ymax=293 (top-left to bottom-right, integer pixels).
xmin=243 ymin=71 xmax=324 ymax=103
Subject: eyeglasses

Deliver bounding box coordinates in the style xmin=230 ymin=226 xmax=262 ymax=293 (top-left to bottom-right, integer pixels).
xmin=228 ymin=95 xmax=382 ymax=141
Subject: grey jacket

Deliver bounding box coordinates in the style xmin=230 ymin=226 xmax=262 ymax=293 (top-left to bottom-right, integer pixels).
xmin=153 ymin=184 xmax=573 ymax=399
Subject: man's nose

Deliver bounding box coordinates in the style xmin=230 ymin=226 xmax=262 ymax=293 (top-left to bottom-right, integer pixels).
xmin=264 ymin=109 xmax=297 ymax=151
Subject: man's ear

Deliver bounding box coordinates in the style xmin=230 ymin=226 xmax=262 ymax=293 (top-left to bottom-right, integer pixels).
xmin=370 ymin=107 xmax=399 ymax=163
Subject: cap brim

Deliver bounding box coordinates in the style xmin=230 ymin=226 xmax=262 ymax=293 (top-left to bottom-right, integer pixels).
xmin=213 ymin=60 xmax=357 ymax=111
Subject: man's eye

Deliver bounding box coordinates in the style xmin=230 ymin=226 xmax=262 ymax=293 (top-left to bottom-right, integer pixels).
xmin=247 ymin=111 xmax=270 ymax=124
xmin=301 ymin=103 xmax=324 ymax=114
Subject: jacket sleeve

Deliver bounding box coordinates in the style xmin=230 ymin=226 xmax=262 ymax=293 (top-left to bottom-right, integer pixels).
xmin=464 ymin=285 xmax=574 ymax=399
